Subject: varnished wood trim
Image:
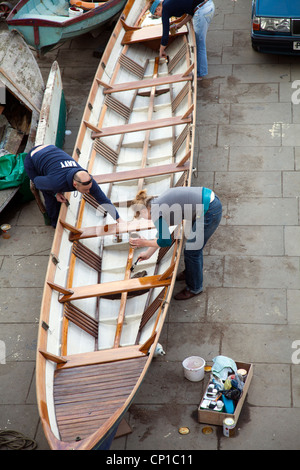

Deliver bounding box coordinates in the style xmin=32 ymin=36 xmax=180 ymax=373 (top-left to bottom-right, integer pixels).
xmin=93 ymin=162 xmax=189 ymax=185
xmin=98 ymin=70 xmax=193 ymax=95
xmin=39 ymin=349 xmax=67 ymax=364
xmin=58 ymin=275 xmax=171 ymax=303
xmin=60 ymin=219 xmax=155 ymax=241
xmin=91 ymin=115 xmax=192 ymax=139
xmin=56 ymin=345 xmax=147 ymax=370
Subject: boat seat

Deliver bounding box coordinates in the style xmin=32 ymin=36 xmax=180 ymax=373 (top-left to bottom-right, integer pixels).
xmin=98 ymin=65 xmax=194 ymax=95
xmin=92 ymin=161 xmax=190 ymax=185
xmin=48 ymin=274 xmax=172 ymax=303
xmin=59 ymin=218 xmax=155 ymax=241
xmin=20 ymin=13 xmax=69 ymax=22
xmin=87 ymin=114 xmax=192 ymax=139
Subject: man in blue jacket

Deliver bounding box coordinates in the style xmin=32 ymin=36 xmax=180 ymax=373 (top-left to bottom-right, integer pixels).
xmin=24 ymin=144 xmax=120 ymax=227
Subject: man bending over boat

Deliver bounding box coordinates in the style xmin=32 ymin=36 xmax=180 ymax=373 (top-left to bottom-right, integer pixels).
xmin=24 ymin=144 xmax=121 ymax=228
xmin=129 ymin=186 xmax=222 ymax=300
xmin=148 ymin=0 xmax=215 ymax=82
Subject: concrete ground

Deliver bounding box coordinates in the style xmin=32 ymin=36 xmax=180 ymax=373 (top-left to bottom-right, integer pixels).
xmin=0 ymin=0 xmax=299 ymax=451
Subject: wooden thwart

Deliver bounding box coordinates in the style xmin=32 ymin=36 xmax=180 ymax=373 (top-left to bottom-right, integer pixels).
xmin=98 ymin=64 xmax=193 ymax=95
xmin=121 ymin=23 xmax=187 ymax=46
xmin=59 ymin=218 xmax=155 ymax=241
xmin=40 ymin=344 xmax=149 ymax=371
xmin=50 ymin=275 xmax=172 ymax=303
xmin=93 ymin=161 xmax=190 ymax=185
xmin=88 ymin=108 xmax=193 ymax=139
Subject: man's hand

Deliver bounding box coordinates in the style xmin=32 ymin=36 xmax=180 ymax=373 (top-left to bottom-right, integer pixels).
xmin=159 ymin=44 xmax=167 ymax=58
xmin=55 ymin=192 xmax=68 ymax=203
xmin=129 ymin=236 xmax=147 ymax=248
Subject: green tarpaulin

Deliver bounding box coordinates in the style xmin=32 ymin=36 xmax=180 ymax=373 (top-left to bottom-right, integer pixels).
xmin=0 ymin=152 xmax=33 ymax=201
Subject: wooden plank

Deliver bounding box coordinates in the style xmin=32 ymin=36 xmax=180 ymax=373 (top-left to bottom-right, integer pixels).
xmin=93 ymin=161 xmax=190 ymax=185
xmin=121 ymin=23 xmax=187 ymax=46
xmin=90 ymin=115 xmax=192 ymax=139
xmin=61 ymin=219 xmax=155 ymax=241
xmin=58 ymin=275 xmax=172 ymax=303
xmin=98 ymin=70 xmax=193 ymax=95
xmin=56 ymin=345 xmax=148 ymax=370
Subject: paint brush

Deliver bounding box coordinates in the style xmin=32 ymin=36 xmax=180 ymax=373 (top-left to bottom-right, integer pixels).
xmin=130 ymin=257 xmax=141 ymax=272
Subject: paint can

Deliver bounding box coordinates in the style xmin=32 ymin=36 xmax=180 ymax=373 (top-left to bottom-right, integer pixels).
xmin=237 ymin=368 xmax=248 ymax=382
xmin=68 ymin=6 xmax=83 ymax=17
xmin=1 ymin=223 xmax=11 ymax=239
xmin=182 ymin=356 xmax=205 ymax=382
xmin=223 ymin=417 xmax=236 ymax=437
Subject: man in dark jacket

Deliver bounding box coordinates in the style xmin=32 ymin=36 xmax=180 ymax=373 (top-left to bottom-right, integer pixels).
xmin=149 ymin=0 xmax=215 ymax=80
xmin=24 ymin=144 xmax=120 ymax=227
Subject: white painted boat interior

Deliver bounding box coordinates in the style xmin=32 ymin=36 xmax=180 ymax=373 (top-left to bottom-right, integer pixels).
xmin=39 ymin=1 xmax=196 ymax=444
xmin=14 ymin=0 xmax=70 ymax=18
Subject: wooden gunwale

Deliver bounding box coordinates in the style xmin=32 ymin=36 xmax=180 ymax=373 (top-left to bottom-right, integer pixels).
xmin=36 ymin=0 xmax=196 ymax=450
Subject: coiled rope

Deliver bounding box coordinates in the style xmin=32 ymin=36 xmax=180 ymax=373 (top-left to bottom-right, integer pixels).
xmin=0 ymin=430 xmax=37 ymax=450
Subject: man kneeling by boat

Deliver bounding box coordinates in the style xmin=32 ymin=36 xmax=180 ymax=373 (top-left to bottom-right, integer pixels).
xmin=24 ymin=144 xmax=121 ymax=228
xmin=129 ymin=186 xmax=222 ymax=300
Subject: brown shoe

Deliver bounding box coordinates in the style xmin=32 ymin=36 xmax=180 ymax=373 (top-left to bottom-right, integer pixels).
xmin=198 ymin=77 xmax=211 ymax=88
xmin=176 ymin=270 xmax=185 ymax=281
xmin=174 ymin=288 xmax=202 ymax=300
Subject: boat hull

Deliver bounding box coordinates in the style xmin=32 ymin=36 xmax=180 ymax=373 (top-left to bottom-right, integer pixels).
xmin=6 ymin=0 xmax=127 ymax=54
xmin=36 ymin=0 xmax=197 ymax=450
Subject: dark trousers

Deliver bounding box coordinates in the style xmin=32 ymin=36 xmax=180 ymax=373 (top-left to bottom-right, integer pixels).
xmin=24 ymin=151 xmax=60 ymax=227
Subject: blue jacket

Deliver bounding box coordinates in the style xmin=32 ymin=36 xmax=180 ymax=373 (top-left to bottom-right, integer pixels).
xmin=28 ymin=145 xmax=119 ymax=220
xmin=161 ymin=0 xmax=195 ymax=46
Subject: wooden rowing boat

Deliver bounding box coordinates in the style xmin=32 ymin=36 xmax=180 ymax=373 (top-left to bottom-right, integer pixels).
xmin=0 ymin=30 xmax=65 ymax=213
xmin=6 ymin=0 xmax=127 ymax=55
xmin=36 ymin=0 xmax=197 ymax=450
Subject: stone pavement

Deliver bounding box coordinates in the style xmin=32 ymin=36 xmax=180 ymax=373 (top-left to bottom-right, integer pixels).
xmin=0 ymin=0 xmax=299 ymax=451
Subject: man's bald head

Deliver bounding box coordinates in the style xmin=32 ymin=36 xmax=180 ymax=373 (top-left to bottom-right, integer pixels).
xmin=73 ymin=171 xmax=93 ymax=193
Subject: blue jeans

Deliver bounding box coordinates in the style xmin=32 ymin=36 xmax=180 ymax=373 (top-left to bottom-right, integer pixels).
xmin=193 ymin=0 xmax=215 ymax=78
xmin=183 ymin=195 xmax=222 ymax=293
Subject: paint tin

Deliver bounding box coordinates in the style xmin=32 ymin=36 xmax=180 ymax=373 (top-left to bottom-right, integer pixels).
xmin=223 ymin=418 xmax=236 ymax=437
xmin=237 ymin=368 xmax=247 ymax=382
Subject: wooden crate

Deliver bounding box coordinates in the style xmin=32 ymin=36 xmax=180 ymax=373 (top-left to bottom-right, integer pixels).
xmin=198 ymin=361 xmax=253 ymax=426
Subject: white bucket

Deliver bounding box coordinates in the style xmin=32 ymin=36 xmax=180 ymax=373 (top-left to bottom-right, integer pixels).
xmin=68 ymin=6 xmax=83 ymax=17
xmin=182 ymin=356 xmax=205 ymax=382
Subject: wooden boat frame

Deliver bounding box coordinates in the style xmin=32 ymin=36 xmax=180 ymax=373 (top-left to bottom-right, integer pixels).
xmin=36 ymin=0 xmax=197 ymax=450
